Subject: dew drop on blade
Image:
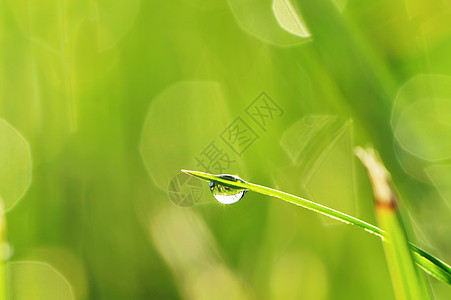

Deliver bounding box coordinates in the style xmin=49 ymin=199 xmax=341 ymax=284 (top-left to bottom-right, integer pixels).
xmin=209 ymin=175 xmax=247 ymax=204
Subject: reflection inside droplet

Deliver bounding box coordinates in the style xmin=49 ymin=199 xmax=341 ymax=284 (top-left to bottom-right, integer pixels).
xmin=209 ymin=175 xmax=247 ymax=204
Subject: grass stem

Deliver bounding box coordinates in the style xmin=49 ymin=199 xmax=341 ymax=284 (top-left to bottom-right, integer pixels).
xmin=181 ymin=169 xmax=451 ymax=285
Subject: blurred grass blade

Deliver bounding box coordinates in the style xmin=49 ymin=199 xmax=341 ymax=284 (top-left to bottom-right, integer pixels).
xmin=181 ymin=169 xmax=451 ymax=285
xmin=0 ymin=200 xmax=5 ymax=300
xmin=356 ymin=147 xmax=430 ymax=300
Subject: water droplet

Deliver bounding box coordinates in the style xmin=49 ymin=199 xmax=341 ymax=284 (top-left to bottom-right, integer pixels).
xmin=209 ymin=175 xmax=247 ymax=204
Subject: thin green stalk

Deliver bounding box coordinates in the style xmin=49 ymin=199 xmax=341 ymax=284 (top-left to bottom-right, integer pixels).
xmin=377 ymin=206 xmax=429 ymax=299
xmin=181 ymin=169 xmax=451 ymax=285
xmin=0 ymin=201 xmax=6 ymax=300
xmin=356 ymin=147 xmax=430 ymax=299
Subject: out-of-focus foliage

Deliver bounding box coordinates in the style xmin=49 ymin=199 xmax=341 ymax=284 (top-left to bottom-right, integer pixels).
xmin=0 ymin=119 xmax=31 ymax=211
xmin=0 ymin=0 xmax=450 ymax=299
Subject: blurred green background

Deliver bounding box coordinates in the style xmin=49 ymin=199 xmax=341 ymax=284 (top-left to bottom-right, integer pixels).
xmin=1 ymin=0 xmax=450 ymax=299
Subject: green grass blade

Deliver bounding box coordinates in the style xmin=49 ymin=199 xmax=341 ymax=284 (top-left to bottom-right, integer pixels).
xmin=356 ymin=147 xmax=430 ymax=299
xmin=181 ymin=169 xmax=451 ymax=285
xmin=377 ymin=208 xmax=430 ymax=299
xmin=412 ymin=245 xmax=451 ymax=284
